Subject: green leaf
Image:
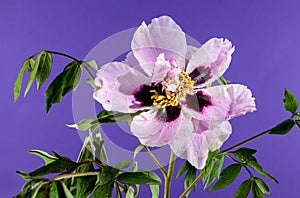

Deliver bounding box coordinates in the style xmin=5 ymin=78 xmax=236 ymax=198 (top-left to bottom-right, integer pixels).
xmin=184 ymin=162 xmax=197 ymax=197
xmin=202 ymin=151 xmax=219 ymax=183
xmin=149 ymin=185 xmax=159 ymax=198
xmin=133 ymin=144 xmax=144 ymax=161
xmin=93 ymin=182 xmax=114 ymax=198
xmin=66 ymin=118 xmax=96 ymax=131
xmin=100 ymin=166 xmax=119 ymax=185
xmin=296 ymin=113 xmax=300 ymax=130
xmin=233 ymin=147 xmax=257 ymax=164
xmin=29 ymin=159 xmax=79 ymax=177
xmin=49 ymin=181 xmax=58 ymax=198
xmin=94 ymin=129 xmax=108 ymax=163
xmin=204 ymin=154 xmax=225 ymax=189
xmin=248 ymin=161 xmax=278 ymax=183
xmin=117 ymin=170 xmax=162 ymax=185
xmin=126 ymin=186 xmax=135 ymax=198
xmin=233 ymin=148 xmax=278 ymax=183
xmin=115 ymin=160 xmax=132 ymax=170
xmin=45 ymin=61 xmax=81 ymax=114
xmin=93 ymin=110 xmax=144 ymax=125
xmin=16 ymin=171 xmax=32 ymax=180
xmin=13 ymin=179 xmax=44 ymax=198
xmin=75 ymin=162 xmax=97 ymax=198
xmin=234 ymin=179 xmax=252 ymax=198
xmin=14 ymin=58 xmax=35 ymax=102
xmin=24 ymin=55 xmax=40 ymax=97
xmin=269 ymin=119 xmax=295 ymax=135
xmin=28 ymin=150 xmax=58 ymax=165
xmin=60 ymin=181 xmax=74 ymax=198
xmin=217 ymin=76 xmax=228 ymax=85
xmin=31 ymin=181 xmax=46 ymax=198
xmin=176 ymin=161 xmax=189 ymax=179
xmin=84 ymin=60 xmax=98 ymax=71
xmin=35 ymin=51 xmax=52 ymax=89
xmin=254 ymin=177 xmax=270 ymax=195
xmin=252 ymin=182 xmax=264 ymax=198
xmin=283 ymin=89 xmax=298 ymax=114
xmin=209 ymin=164 xmax=242 ymax=191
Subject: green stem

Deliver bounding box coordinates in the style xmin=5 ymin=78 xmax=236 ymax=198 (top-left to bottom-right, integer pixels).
xmin=179 ymin=171 xmax=205 ymax=198
xmin=143 ymin=146 xmax=167 ymax=178
xmin=53 ymin=171 xmax=99 ymax=181
xmin=164 ymin=152 xmax=176 ymax=198
xmin=220 ymin=128 xmax=273 ymax=154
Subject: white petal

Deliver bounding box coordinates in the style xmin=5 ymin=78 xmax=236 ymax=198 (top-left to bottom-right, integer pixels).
xmin=186 ymin=38 xmax=234 ymax=87
xmin=132 ymin=16 xmax=187 ymax=75
xmin=131 ymin=110 xmax=186 ymax=147
xmin=94 ymin=62 xmax=150 ymax=113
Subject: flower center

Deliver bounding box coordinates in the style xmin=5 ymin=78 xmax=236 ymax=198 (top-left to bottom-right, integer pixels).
xmin=150 ymin=70 xmax=194 ymax=109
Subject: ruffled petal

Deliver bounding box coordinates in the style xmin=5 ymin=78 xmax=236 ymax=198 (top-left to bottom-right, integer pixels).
xmin=131 ymin=16 xmax=187 ymax=75
xmin=184 ymin=84 xmax=256 ymax=120
xmin=170 ymin=119 xmax=232 ymax=169
xmin=186 ymin=38 xmax=234 ymax=87
xmin=131 ymin=109 xmax=187 ymax=147
xmin=93 ymin=62 xmax=150 ymax=113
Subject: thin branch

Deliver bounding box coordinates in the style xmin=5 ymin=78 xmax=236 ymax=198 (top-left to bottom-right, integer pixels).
xmin=179 ymin=171 xmax=205 ymax=198
xmin=53 ymin=171 xmax=99 ymax=181
xmin=143 ymin=146 xmax=167 ymax=177
xmin=164 ymin=152 xmax=176 ymax=198
xmin=220 ymin=128 xmax=272 ymax=154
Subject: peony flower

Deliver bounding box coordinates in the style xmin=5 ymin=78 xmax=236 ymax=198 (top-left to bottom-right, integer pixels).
xmin=93 ymin=16 xmax=256 ymax=169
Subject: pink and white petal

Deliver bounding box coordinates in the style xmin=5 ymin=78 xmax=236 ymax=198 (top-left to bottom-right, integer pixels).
xmin=169 ymin=117 xmax=209 ymax=169
xmin=186 ymin=38 xmax=234 ymax=87
xmin=185 ymin=45 xmax=198 ymax=64
xmin=193 ymin=119 xmax=232 ymax=151
xmin=200 ymin=84 xmax=256 ymax=120
xmin=184 ymin=84 xmax=256 ymax=121
xmin=93 ymin=62 xmax=150 ymax=113
xmin=123 ymin=51 xmax=147 ymax=75
xmin=170 ymin=119 xmax=232 ymax=169
xmin=94 ymin=90 xmax=140 ymax=113
xmin=151 ymin=53 xmax=172 ymax=82
xmin=131 ymin=110 xmax=186 ymax=147
xmin=131 ymin=16 xmax=187 ymax=75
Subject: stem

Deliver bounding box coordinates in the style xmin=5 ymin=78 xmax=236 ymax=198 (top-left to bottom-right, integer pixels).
xmin=179 ymin=171 xmax=205 ymax=198
xmin=143 ymin=146 xmax=167 ymax=178
xmin=164 ymin=152 xmax=176 ymax=198
xmin=53 ymin=171 xmax=99 ymax=181
xmin=220 ymin=128 xmax=272 ymax=154
xmin=30 ymin=50 xmax=96 ymax=80
xmin=226 ymin=154 xmax=253 ymax=177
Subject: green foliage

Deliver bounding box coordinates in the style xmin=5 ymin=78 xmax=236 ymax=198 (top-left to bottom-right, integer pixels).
xmin=269 ymin=118 xmax=295 ymax=135
xmin=117 ymin=171 xmax=162 ymax=185
xmin=254 ymin=177 xmax=270 ymax=195
xmin=100 ymin=166 xmax=119 ymax=185
xmin=13 ymin=179 xmax=45 ymax=198
xmin=93 ymin=182 xmax=114 ymax=198
xmin=233 ymin=148 xmax=278 ymax=183
xmin=176 ymin=161 xmax=197 ymax=197
xmin=209 ymin=164 xmax=242 ymax=191
xmin=14 ymin=58 xmax=35 ymax=102
xmin=283 ymin=88 xmax=298 ymax=114
xmin=202 ymin=151 xmax=225 ymax=189
xmin=35 ymin=51 xmax=53 ymax=90
xmin=45 ymin=61 xmax=81 ymax=113
xmin=28 ymin=159 xmax=79 ymax=177
xmin=28 ymin=150 xmax=58 ymax=165
xmin=234 ymin=179 xmax=252 ymax=198
xmin=149 ymin=185 xmax=159 ymax=198
xmin=115 ymin=160 xmax=132 ymax=170
xmin=66 ymin=118 xmax=95 ymax=131
xmin=84 ymin=60 xmax=98 ymax=71
xmin=217 ymin=76 xmax=228 ymax=85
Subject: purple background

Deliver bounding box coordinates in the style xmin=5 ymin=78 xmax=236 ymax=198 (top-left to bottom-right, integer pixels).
xmin=1 ymin=0 xmax=300 ymax=197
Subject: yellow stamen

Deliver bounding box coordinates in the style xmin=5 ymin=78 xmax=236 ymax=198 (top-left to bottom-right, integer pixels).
xmin=151 ymin=71 xmax=194 ymax=109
